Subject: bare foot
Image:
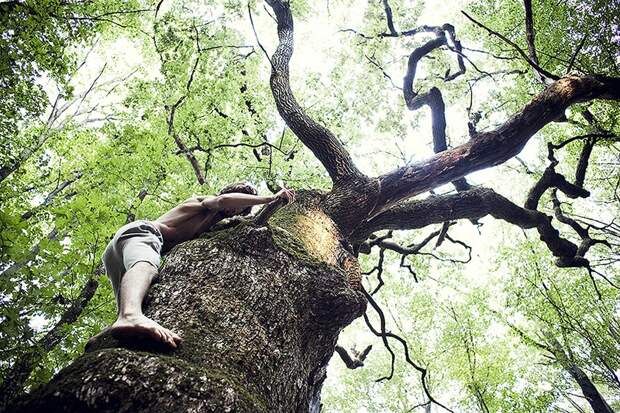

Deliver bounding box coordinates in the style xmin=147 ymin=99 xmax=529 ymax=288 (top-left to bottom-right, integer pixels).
xmin=85 ymin=326 xmax=111 ymax=351
xmin=109 ymin=314 xmax=182 ymax=348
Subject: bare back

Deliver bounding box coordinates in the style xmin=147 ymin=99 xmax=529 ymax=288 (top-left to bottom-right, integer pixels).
xmin=154 ymin=197 xmax=219 ymax=251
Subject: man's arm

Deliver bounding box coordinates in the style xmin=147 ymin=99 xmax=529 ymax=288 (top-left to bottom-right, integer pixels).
xmin=200 ymin=188 xmax=295 ymax=211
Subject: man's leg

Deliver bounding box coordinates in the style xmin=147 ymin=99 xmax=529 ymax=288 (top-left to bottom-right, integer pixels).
xmin=109 ymin=262 xmax=182 ymax=348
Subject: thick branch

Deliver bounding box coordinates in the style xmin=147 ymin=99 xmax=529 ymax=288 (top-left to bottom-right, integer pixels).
xmin=574 ymin=138 xmax=595 ymax=188
xmin=375 ymin=75 xmax=620 ymax=212
xmin=264 ymin=0 xmax=363 ymax=184
xmin=522 ymin=0 xmax=550 ymax=83
xmin=381 ymin=0 xmax=398 ymax=36
xmin=525 ymin=164 xmax=590 ymax=210
xmin=550 ymin=190 xmax=611 ymax=271
xmin=355 ymin=187 xmax=586 ymax=267
xmin=545 ymin=333 xmax=615 ymax=413
xmin=523 ymin=0 xmax=539 ymax=65
xmin=401 ymin=24 xmax=470 ymax=192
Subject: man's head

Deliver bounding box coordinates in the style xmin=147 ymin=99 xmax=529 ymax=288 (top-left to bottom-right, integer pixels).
xmin=218 ymin=182 xmax=258 ymax=217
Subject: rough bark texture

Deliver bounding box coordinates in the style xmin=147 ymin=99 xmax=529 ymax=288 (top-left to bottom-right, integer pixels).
xmin=266 ymin=0 xmax=363 ymax=184
xmin=10 ymin=193 xmax=366 ymax=413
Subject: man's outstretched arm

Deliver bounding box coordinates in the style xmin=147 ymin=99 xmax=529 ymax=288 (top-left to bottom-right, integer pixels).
xmin=201 ymin=188 xmax=295 ymax=211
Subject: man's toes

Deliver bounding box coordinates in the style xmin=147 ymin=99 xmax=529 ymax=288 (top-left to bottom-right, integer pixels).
xmin=162 ymin=330 xmax=175 ymax=347
xmin=156 ymin=328 xmax=174 ymax=348
xmin=166 ymin=332 xmax=178 ymax=348
xmin=152 ymin=328 xmax=165 ymax=342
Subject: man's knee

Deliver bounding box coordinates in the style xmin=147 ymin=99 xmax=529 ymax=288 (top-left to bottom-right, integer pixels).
xmin=127 ymin=261 xmax=159 ymax=279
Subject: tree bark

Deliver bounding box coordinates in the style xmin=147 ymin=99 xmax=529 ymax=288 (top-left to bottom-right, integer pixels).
xmin=546 ymin=335 xmax=614 ymax=413
xmin=10 ymin=193 xmax=366 ymax=413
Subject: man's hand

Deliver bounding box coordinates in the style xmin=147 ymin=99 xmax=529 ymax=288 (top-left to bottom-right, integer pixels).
xmin=274 ymin=188 xmax=295 ymax=205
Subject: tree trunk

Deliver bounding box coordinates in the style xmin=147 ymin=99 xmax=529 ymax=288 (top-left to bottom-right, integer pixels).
xmin=9 ymin=193 xmax=366 ymax=413
xmin=566 ymin=365 xmax=615 ymax=413
xmin=546 ymin=334 xmax=615 ymax=413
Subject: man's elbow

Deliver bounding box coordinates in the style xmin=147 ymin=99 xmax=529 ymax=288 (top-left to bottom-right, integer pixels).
xmin=202 ymin=196 xmax=223 ymax=210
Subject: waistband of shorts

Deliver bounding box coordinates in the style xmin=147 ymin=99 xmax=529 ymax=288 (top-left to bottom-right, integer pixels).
xmin=128 ymin=220 xmax=163 ymax=240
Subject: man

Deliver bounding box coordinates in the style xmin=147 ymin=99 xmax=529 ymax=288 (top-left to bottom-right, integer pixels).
xmin=92 ymin=183 xmax=295 ymax=349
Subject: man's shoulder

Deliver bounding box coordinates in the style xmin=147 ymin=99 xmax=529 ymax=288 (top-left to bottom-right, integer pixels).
xmin=190 ymin=195 xmax=217 ymax=202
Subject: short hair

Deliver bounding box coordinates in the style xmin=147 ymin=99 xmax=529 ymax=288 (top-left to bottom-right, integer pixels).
xmin=218 ymin=182 xmax=258 ymax=216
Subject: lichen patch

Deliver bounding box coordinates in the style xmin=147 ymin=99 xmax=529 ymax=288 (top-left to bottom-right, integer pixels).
xmin=291 ymin=209 xmax=341 ymax=266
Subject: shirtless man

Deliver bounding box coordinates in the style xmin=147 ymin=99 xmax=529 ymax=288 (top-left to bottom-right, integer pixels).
xmin=93 ymin=183 xmax=295 ymax=349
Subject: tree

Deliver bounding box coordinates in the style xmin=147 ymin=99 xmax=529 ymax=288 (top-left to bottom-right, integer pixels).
xmin=0 ymin=0 xmax=145 ymax=184
xmin=3 ymin=0 xmax=620 ymax=411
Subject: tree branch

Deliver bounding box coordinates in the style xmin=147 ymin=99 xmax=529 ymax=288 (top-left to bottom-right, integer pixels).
xmin=381 ymin=0 xmax=398 ymax=36
xmin=334 ymin=344 xmax=372 ymax=369
xmin=363 ymin=288 xmax=453 ymax=412
xmin=522 ymin=0 xmax=551 ymax=83
xmin=400 ymin=23 xmax=470 ymax=192
xmin=374 ymin=74 xmax=620 ymax=212
xmin=163 ymin=21 xmax=206 ymax=185
xmin=264 ymin=0 xmax=363 ymax=184
xmin=522 ymin=0 xmax=539 ymax=65
xmin=21 ymin=171 xmax=83 ymax=220
xmin=354 ymin=187 xmax=589 ymax=268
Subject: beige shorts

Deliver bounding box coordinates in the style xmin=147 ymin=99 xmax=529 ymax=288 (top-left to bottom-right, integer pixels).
xmin=102 ymin=220 xmax=163 ymax=308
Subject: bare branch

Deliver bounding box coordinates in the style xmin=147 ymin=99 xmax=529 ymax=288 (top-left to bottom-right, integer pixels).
xmin=248 ymin=3 xmax=274 ymax=70
xmin=334 ymin=344 xmax=372 ymax=369
xmin=461 ymin=10 xmax=559 ymax=81
xmin=567 ymin=34 xmax=587 ymax=74
xmin=363 ymin=289 xmax=453 ymax=412
xmin=354 ymin=187 xmax=588 ymax=268
xmin=364 ymin=54 xmax=402 ymax=90
xmin=21 ymin=171 xmax=83 ymax=220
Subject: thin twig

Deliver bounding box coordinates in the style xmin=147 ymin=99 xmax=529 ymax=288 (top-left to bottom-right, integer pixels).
xmin=248 ymin=3 xmax=275 ymax=70
xmin=461 ymin=10 xmax=559 ymax=81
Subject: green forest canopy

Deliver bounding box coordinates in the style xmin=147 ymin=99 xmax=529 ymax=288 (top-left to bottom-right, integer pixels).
xmin=1 ymin=0 xmax=619 ymax=411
